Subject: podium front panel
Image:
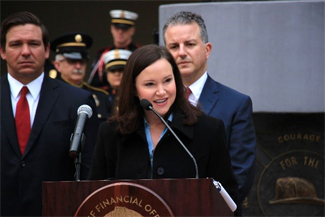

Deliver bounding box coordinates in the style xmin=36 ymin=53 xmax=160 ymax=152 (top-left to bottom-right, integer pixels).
xmin=42 ymin=178 xmax=233 ymax=216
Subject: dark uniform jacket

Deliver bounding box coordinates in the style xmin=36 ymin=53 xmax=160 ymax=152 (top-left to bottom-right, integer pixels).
xmin=88 ymin=108 xmax=238 ymax=203
xmin=82 ymin=82 xmax=110 ymax=121
xmin=105 ymin=85 xmax=118 ymax=116
xmin=0 ymin=74 xmax=99 ymax=216
xmin=58 ymin=76 xmax=110 ymax=122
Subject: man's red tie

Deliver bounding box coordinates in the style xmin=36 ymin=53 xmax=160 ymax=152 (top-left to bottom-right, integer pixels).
xmin=185 ymin=87 xmax=192 ymax=99
xmin=15 ymin=86 xmax=31 ymax=154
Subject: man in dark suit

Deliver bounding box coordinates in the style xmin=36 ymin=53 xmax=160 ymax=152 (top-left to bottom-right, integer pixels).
xmin=163 ymin=11 xmax=256 ymax=216
xmin=0 ymin=11 xmax=98 ymax=216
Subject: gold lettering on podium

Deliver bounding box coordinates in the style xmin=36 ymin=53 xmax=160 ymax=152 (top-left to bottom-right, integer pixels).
xmin=279 ymin=156 xmax=321 ymax=171
xmin=88 ymin=196 xmax=163 ymax=217
xmin=278 ymin=133 xmax=321 ymax=143
xmin=303 ymin=156 xmax=320 ymax=169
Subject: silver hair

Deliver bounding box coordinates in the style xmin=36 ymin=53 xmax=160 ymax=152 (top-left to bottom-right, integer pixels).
xmin=55 ymin=54 xmax=64 ymax=61
xmin=162 ymin=11 xmax=209 ymax=44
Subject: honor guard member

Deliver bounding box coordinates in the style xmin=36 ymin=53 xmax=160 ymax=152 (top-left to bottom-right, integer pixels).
xmin=88 ymin=9 xmax=141 ymax=90
xmin=51 ymin=32 xmax=110 ymax=121
xmin=102 ymin=49 xmax=132 ymax=115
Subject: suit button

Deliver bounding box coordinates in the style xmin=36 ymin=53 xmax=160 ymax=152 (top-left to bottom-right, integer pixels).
xmin=157 ymin=167 xmax=164 ymax=175
xmin=21 ymin=161 xmax=26 ymax=167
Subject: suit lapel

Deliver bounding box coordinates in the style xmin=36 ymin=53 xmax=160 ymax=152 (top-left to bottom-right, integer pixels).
xmin=198 ymin=76 xmax=219 ymax=115
xmin=1 ymin=76 xmax=22 ymax=157
xmin=23 ymin=76 xmax=60 ymax=157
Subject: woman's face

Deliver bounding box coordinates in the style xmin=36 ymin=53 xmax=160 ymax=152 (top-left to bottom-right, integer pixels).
xmin=106 ymin=68 xmax=123 ymax=89
xmin=135 ymin=58 xmax=176 ymax=119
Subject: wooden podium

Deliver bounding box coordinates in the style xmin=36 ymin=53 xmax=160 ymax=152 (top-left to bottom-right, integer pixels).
xmin=42 ymin=178 xmax=233 ymax=216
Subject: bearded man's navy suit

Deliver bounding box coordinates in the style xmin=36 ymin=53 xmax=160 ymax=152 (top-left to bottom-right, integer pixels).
xmin=199 ymin=75 xmax=256 ymax=213
xmin=1 ymin=74 xmax=99 ymax=216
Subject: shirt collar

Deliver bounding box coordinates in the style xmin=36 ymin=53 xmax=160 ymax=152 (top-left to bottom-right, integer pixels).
xmin=8 ymin=72 xmax=44 ymax=100
xmin=186 ymin=71 xmax=208 ymax=104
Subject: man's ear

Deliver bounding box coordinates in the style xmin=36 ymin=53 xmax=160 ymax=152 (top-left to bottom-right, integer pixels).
xmin=53 ymin=60 xmax=61 ymax=73
xmin=205 ymin=42 xmax=212 ymax=60
xmin=0 ymin=46 xmax=6 ymax=60
xmin=45 ymin=43 xmax=50 ymax=59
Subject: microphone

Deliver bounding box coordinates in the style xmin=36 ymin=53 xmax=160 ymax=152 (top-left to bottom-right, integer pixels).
xmin=140 ymin=99 xmax=199 ymax=178
xmin=69 ymin=104 xmax=93 ymax=158
xmin=213 ymin=179 xmax=237 ymax=212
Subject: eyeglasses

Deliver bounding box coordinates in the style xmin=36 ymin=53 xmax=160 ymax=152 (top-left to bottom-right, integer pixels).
xmin=59 ymin=58 xmax=87 ymax=65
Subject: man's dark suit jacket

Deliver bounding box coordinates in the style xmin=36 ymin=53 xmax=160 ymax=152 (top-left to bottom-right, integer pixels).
xmin=1 ymin=74 xmax=99 ymax=216
xmin=199 ymin=75 xmax=256 ymax=211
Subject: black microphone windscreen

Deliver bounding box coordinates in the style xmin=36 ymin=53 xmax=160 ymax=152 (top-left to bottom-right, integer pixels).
xmin=140 ymin=99 xmax=152 ymax=110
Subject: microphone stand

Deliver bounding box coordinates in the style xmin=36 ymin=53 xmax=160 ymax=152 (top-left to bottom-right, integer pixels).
xmin=73 ymin=133 xmax=85 ymax=181
xmin=149 ymin=107 xmax=199 ymax=178
xmin=75 ymin=154 xmax=81 ymax=181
